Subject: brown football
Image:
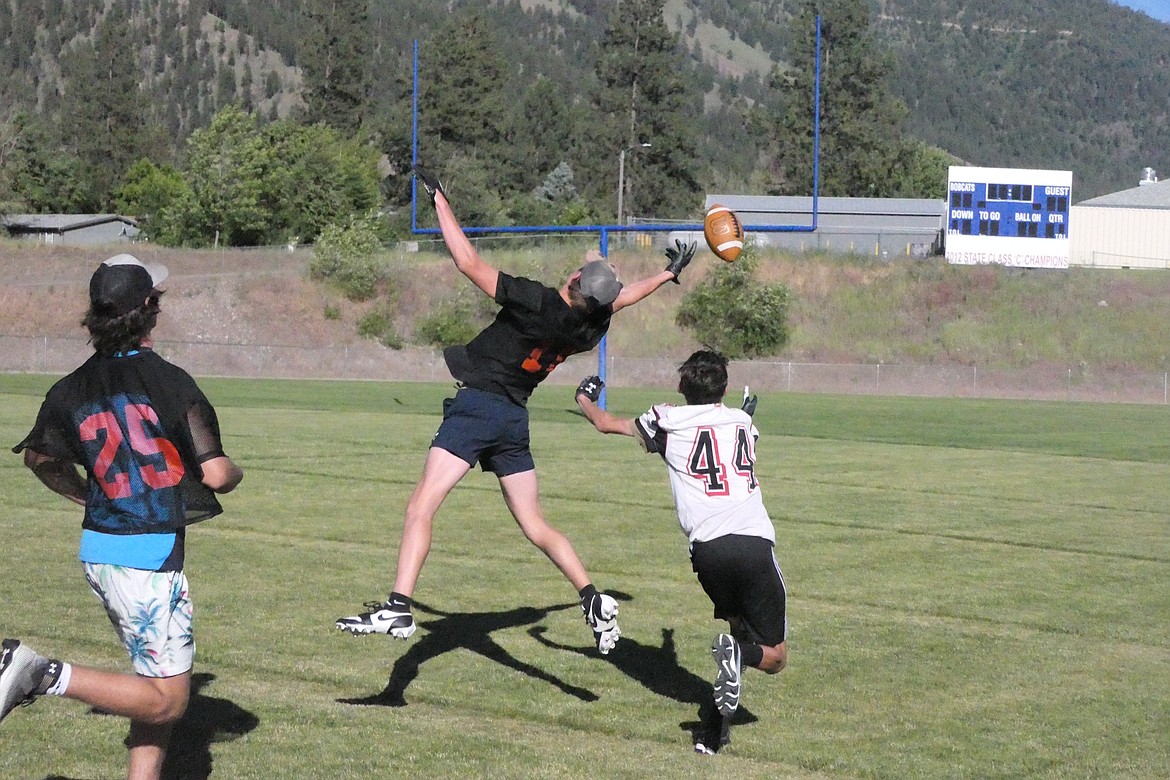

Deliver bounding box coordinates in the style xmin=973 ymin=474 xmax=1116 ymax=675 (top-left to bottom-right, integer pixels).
xmin=704 ymin=204 xmax=745 ymax=262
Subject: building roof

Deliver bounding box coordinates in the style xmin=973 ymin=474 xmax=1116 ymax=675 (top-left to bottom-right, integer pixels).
xmin=3 ymin=214 xmax=139 ymax=232
xmin=1076 ymin=180 xmax=1170 ymax=209
xmin=706 ymin=195 xmax=945 ymax=223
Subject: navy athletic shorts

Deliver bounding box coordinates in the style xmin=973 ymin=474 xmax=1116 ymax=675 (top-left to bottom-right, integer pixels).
xmin=690 ymin=534 xmax=787 ymax=646
xmin=431 ymin=387 xmax=535 ymax=477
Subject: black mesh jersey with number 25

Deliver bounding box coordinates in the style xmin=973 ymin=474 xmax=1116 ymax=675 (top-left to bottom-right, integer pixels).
xmin=635 ymin=402 xmax=775 ymax=546
xmin=443 ymin=272 xmax=613 ymax=406
xmin=13 ymin=349 xmax=228 ymax=535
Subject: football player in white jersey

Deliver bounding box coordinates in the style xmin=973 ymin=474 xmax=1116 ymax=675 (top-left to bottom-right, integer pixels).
xmin=575 ymin=350 xmax=787 ymax=756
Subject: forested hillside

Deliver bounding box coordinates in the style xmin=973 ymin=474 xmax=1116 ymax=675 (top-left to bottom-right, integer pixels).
xmin=878 ymin=0 xmax=1170 ymax=198
xmin=1 ymin=0 xmax=1166 ymax=247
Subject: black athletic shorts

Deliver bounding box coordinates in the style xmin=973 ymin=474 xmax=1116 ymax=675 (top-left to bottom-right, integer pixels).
xmin=690 ymin=534 xmax=787 ymax=646
xmin=431 ymin=387 xmax=534 ymax=476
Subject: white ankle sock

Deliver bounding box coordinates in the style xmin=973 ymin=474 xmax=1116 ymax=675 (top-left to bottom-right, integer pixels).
xmin=45 ymin=662 xmax=71 ymax=696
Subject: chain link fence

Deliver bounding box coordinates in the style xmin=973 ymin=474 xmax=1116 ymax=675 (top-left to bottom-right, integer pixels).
xmin=608 ymin=357 xmax=1170 ymax=404
xmin=3 ymin=334 xmax=1166 ymax=404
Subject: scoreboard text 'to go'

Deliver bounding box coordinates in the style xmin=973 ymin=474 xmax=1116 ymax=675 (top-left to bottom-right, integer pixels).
xmin=945 ymin=166 xmax=1072 ymax=269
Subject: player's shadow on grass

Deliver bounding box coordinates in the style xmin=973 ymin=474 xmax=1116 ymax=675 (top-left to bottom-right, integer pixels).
xmin=338 ymin=600 xmax=599 ymax=707
xmin=43 ymin=673 xmax=259 ymax=780
xmin=528 ymin=623 xmax=758 ymax=738
xmin=159 ymin=672 xmax=260 ymax=780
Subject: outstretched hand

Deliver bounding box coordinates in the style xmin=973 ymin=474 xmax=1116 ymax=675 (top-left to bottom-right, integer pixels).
xmin=411 ymin=164 xmax=445 ymax=202
xmin=664 ymin=239 xmax=696 ymax=283
xmin=739 ymin=388 xmax=758 ymax=413
xmin=576 ymin=375 xmax=604 ymax=403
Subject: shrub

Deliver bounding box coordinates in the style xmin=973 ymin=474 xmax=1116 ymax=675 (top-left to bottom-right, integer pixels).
xmin=675 ymin=252 xmax=792 ymax=359
xmin=414 ymin=290 xmax=494 ymax=348
xmin=356 ymin=306 xmax=402 ymax=349
xmin=309 ymin=211 xmax=384 ymax=301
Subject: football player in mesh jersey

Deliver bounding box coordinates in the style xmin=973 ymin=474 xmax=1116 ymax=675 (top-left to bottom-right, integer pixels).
xmin=574 ymin=350 xmax=787 ymax=755
xmin=336 ymin=165 xmax=694 ymax=657
xmin=3 ymin=254 xmax=243 ymax=780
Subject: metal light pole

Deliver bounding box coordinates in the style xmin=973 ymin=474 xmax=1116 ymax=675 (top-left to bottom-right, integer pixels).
xmin=616 ymin=142 xmax=651 ymax=226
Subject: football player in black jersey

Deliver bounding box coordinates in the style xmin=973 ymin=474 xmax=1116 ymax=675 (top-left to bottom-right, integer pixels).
xmin=3 ymin=254 xmax=242 ymax=780
xmin=337 ymin=166 xmax=694 ymax=658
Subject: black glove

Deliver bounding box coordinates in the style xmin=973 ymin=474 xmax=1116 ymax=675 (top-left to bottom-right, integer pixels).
xmin=741 ymin=385 xmax=758 ymax=416
xmin=664 ymin=239 xmax=696 ymax=283
xmin=576 ymin=375 xmax=604 ymax=403
xmin=741 ymin=394 xmax=758 ymax=417
xmin=411 ymin=164 xmax=445 ymax=201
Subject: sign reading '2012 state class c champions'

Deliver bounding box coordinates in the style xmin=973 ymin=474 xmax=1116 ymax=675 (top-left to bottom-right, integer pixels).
xmin=945 ymin=166 xmax=1072 ymax=269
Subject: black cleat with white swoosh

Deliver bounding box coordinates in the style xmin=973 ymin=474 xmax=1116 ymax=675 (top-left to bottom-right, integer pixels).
xmin=336 ymin=601 xmax=417 ymax=638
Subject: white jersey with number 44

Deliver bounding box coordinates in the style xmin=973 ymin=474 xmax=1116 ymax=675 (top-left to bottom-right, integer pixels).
xmin=635 ymin=403 xmax=775 ymax=546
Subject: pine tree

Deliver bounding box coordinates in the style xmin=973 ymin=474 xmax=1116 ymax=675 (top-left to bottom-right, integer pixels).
xmin=59 ymin=3 xmax=149 ymax=210
xmin=301 ymin=0 xmax=372 ymax=134
xmin=503 ymin=76 xmax=578 ymax=193
xmin=535 ymin=161 xmax=578 ymax=203
xmin=589 ymin=0 xmax=700 ymax=220
xmin=764 ymin=0 xmax=910 ymax=197
xmin=418 ymin=8 xmax=510 ymax=174
xmin=418 ymin=8 xmax=514 ymax=196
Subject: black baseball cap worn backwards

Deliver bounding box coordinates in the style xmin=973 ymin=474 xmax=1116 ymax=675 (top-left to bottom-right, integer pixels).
xmin=89 ymin=254 xmax=169 ymax=315
xmin=578 ymin=260 xmax=622 ymax=307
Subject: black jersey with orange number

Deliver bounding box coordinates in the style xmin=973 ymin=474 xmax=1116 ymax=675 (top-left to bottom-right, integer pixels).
xmin=443 ymin=272 xmax=612 ymax=406
xmin=13 ymin=349 xmax=228 ymax=534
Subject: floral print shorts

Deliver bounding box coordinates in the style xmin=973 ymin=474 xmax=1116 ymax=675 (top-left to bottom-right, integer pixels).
xmin=83 ymin=563 xmax=194 ymax=678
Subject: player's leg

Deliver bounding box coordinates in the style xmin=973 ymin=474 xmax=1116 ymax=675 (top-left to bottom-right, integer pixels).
xmin=336 ymin=446 xmax=471 ymax=636
xmin=395 ymin=447 xmax=474 ymax=595
xmin=127 ymin=716 xmax=177 ymax=780
xmin=693 ymin=698 xmax=731 ymax=756
xmin=692 ymin=534 xmax=787 ymax=735
xmin=730 ymin=616 xmax=787 ymax=674
xmin=83 ymin=564 xmax=193 ymax=778
xmin=498 ymin=469 xmax=590 ymax=588
xmin=63 ymin=669 xmax=190 ymax=779
xmin=691 ymin=537 xmax=747 ymax=721
xmin=1 ymin=645 xmax=189 ymax=743
xmin=56 ymin=667 xmax=190 ymax=723
xmin=727 ymin=540 xmax=789 ymax=675
xmin=712 ymin=536 xmax=789 ymax=739
xmin=498 ymin=469 xmax=620 ymax=654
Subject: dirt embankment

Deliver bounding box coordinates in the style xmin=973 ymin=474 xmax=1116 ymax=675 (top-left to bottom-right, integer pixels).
xmin=3 ymin=243 xmax=1168 ymax=404
xmin=0 ymin=243 xmax=695 ymax=384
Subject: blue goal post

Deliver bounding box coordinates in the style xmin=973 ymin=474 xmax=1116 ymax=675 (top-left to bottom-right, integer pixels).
xmin=410 ymin=18 xmax=823 ymax=407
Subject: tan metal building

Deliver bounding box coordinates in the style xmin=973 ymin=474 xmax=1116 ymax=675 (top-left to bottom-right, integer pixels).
xmin=1070 ymin=172 xmax=1170 ymax=269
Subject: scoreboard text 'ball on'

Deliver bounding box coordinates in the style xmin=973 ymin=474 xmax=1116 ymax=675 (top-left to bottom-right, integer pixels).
xmin=704 ymin=205 xmax=745 ymax=262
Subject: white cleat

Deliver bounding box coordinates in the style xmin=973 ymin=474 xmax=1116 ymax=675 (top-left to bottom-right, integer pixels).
xmin=336 ymin=603 xmax=417 ymax=639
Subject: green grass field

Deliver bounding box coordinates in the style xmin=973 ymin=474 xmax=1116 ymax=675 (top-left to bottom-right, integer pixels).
xmin=1 ymin=374 xmax=1168 ymax=779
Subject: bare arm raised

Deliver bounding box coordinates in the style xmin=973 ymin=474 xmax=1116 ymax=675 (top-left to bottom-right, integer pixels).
xmin=414 ymin=164 xmax=500 ymax=298
xmin=611 ymin=239 xmax=695 ymax=313
xmin=434 ymin=191 xmax=499 ymax=298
